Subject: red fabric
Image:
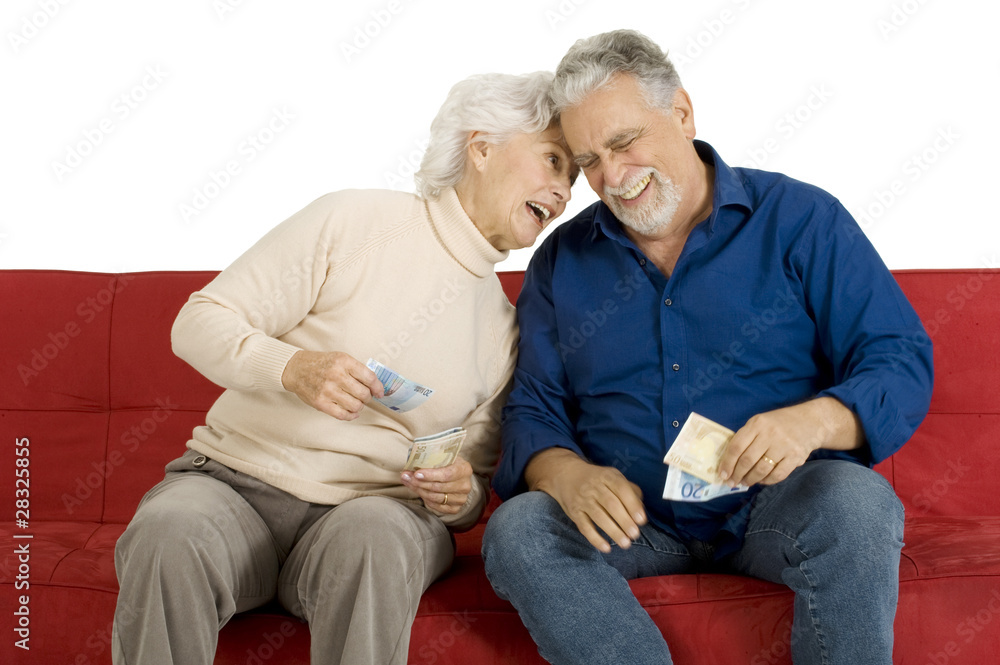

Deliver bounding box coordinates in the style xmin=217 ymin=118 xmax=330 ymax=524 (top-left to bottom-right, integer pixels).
xmin=2 ymin=269 xmax=999 ymax=664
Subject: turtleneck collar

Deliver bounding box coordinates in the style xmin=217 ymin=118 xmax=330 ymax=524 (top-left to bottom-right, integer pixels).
xmin=424 ymin=187 xmax=509 ymax=278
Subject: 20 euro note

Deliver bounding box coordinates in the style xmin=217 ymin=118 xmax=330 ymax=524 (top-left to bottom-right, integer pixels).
xmin=365 ymin=358 xmax=434 ymax=413
xmin=662 ymin=412 xmax=737 ymax=483
xmin=403 ymin=427 xmax=467 ymax=471
xmin=662 ymin=464 xmax=748 ymax=502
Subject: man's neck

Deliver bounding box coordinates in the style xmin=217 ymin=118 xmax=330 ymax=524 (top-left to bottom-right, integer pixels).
xmin=624 ymin=160 xmax=715 ymax=279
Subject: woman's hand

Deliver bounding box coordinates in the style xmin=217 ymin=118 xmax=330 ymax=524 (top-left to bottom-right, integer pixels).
xmin=401 ymin=457 xmax=474 ymax=516
xmin=281 ymin=350 xmax=385 ymax=420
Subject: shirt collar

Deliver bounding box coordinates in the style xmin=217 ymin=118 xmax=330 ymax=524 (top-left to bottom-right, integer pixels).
xmin=425 ymin=187 xmax=509 ymax=278
xmin=591 ymin=140 xmax=753 ymax=244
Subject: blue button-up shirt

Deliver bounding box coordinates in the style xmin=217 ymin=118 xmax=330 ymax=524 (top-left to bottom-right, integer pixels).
xmin=494 ymin=141 xmax=933 ymax=558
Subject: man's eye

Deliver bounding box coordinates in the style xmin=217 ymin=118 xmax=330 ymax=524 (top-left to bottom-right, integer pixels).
xmin=612 ymin=138 xmax=636 ymax=152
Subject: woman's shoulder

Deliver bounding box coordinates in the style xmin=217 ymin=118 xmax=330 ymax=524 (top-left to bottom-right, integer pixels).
xmin=309 ymin=188 xmax=425 ymax=219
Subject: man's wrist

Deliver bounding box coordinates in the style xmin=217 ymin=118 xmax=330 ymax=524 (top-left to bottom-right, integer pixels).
xmin=810 ymin=396 xmax=864 ymax=452
xmin=524 ymin=447 xmax=584 ymax=492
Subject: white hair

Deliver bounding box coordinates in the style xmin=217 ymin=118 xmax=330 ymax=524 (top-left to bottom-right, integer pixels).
xmin=552 ymin=29 xmax=682 ymax=113
xmin=415 ymin=71 xmax=557 ymax=200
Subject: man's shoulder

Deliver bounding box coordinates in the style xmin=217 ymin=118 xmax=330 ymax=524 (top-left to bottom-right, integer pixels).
xmin=538 ymin=200 xmax=605 ymax=253
xmin=733 ymin=166 xmax=840 ymax=212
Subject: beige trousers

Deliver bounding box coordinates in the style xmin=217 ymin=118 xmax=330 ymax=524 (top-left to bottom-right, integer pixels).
xmin=112 ymin=449 xmax=454 ymax=665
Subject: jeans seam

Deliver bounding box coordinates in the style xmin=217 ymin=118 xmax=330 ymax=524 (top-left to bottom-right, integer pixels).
xmin=743 ymin=526 xmax=831 ymax=665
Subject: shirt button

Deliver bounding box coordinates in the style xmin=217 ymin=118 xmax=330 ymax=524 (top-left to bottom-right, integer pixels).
xmin=672 ymin=420 xmax=680 ymax=428
xmin=192 ymin=455 xmax=208 ymax=468
xmin=639 ymin=258 xmax=646 ymax=266
xmin=672 ymin=364 xmax=680 ymax=371
xmin=664 ymin=298 xmax=673 ymax=306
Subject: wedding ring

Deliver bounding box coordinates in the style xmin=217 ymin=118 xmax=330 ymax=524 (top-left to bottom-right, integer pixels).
xmin=442 ymin=493 xmax=449 ymax=506
xmin=761 ymin=456 xmax=777 ymax=466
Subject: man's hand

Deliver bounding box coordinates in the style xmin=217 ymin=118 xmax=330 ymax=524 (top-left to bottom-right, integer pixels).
xmin=526 ymin=448 xmax=647 ymax=553
xmin=281 ymin=351 xmax=385 ymax=420
xmin=718 ymin=397 xmax=864 ymax=487
xmin=401 ymin=457 xmax=474 ymax=516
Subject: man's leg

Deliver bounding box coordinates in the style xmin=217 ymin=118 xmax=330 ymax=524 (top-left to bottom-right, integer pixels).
xmin=112 ymin=466 xmax=281 ymax=665
xmin=482 ymin=491 xmax=693 ymax=665
xmin=277 ymin=496 xmax=454 ymax=665
xmin=725 ymin=459 xmax=904 ymax=665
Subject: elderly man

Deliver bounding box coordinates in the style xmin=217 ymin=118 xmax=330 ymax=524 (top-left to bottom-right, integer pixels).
xmin=482 ymin=30 xmax=933 ymax=665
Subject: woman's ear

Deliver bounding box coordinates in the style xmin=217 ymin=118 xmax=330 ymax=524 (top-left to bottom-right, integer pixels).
xmin=466 ymin=131 xmax=491 ymax=172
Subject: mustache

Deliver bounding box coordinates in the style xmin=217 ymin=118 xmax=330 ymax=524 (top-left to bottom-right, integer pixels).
xmin=604 ymin=169 xmax=658 ymax=197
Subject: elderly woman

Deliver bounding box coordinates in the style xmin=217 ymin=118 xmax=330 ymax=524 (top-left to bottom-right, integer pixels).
xmin=112 ymin=71 xmax=576 ymax=665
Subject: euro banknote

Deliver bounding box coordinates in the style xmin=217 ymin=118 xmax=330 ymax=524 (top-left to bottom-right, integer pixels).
xmin=662 ymin=464 xmax=748 ymax=502
xmin=366 ymin=358 xmax=434 ymax=412
xmin=403 ymin=427 xmax=467 ymax=471
xmin=662 ymin=412 xmax=736 ymax=483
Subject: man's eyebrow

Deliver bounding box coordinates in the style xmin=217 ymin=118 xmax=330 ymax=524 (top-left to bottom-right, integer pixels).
xmin=604 ymin=128 xmax=643 ymax=148
xmin=572 ymin=128 xmax=646 ymax=167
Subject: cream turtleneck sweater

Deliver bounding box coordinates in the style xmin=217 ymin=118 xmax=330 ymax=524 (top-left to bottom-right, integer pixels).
xmin=171 ymin=188 xmax=518 ymax=529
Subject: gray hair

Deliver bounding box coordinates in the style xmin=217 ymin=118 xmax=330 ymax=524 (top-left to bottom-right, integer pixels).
xmin=415 ymin=71 xmax=557 ymax=200
xmin=552 ymin=29 xmax=682 ymax=113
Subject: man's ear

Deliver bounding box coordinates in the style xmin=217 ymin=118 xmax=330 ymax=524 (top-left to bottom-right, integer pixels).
xmin=466 ymin=131 xmax=491 ymax=172
xmin=671 ymin=88 xmax=697 ymax=139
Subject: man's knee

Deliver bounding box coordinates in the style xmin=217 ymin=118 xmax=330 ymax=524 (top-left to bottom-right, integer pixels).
xmin=482 ymin=492 xmax=569 ymax=577
xmin=789 ymin=461 xmax=903 ymax=551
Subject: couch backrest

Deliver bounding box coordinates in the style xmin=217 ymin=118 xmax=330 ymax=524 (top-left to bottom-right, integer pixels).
xmin=877 ymin=270 xmax=1000 ymax=517
xmin=2 ymin=269 xmax=997 ymax=524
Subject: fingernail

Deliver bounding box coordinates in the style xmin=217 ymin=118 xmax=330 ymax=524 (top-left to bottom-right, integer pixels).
xmin=415 ymin=472 xmax=425 ymax=480
xmin=719 ymin=471 xmax=729 ymax=481
xmin=401 ymin=473 xmax=411 ymax=482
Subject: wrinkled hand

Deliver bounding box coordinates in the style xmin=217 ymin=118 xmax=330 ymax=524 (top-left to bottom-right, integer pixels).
xmin=718 ymin=398 xmax=862 ymax=487
xmin=401 ymin=457 xmax=474 ymax=516
xmin=527 ymin=448 xmax=646 ymax=553
xmin=281 ymin=351 xmax=384 ymax=421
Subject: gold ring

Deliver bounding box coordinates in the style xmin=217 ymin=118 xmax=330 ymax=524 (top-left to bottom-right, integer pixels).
xmin=762 ymin=456 xmax=777 ymax=466
xmin=442 ymin=493 xmax=449 ymax=506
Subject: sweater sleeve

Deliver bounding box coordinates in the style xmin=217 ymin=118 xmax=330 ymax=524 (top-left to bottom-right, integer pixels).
xmin=171 ymin=195 xmax=336 ymax=392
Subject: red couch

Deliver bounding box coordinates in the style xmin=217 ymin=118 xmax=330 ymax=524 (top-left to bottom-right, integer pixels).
xmin=2 ymin=268 xmax=999 ymax=664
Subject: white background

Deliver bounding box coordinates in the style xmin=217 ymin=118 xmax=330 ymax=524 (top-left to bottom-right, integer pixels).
xmin=3 ymin=0 xmax=997 ymax=273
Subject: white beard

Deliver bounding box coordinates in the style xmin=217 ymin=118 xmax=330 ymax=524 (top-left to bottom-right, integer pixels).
xmin=605 ymin=169 xmax=682 ymax=236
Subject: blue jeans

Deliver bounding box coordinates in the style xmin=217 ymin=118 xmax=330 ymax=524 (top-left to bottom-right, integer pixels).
xmin=482 ymin=460 xmax=904 ymax=665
